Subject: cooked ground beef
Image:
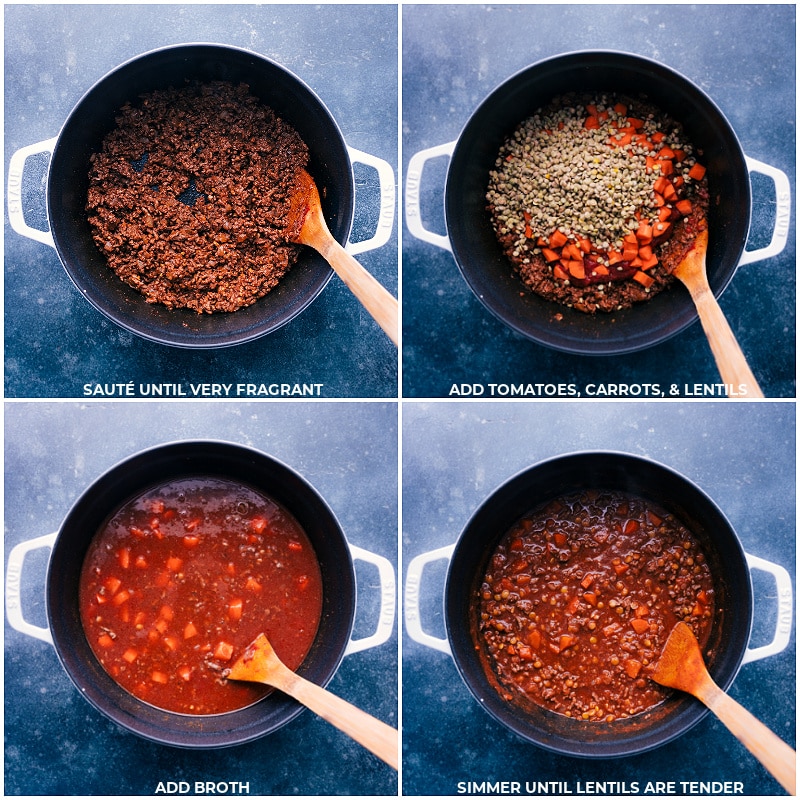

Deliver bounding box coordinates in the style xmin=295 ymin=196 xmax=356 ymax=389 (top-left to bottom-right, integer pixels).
xmin=87 ymin=81 xmax=309 ymax=314
xmin=487 ymin=93 xmax=709 ymax=314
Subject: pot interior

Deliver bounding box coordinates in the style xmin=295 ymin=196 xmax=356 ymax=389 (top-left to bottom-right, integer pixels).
xmin=47 ymin=44 xmax=353 ymax=348
xmin=445 ymin=452 xmax=752 ymax=758
xmin=46 ymin=441 xmax=356 ymax=748
xmin=445 ymin=51 xmax=750 ymax=355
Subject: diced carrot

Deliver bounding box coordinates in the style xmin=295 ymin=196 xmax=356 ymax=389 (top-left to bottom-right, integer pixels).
xmin=98 ymin=633 xmax=115 ymax=649
xmin=214 ymin=641 xmax=234 ymax=661
xmin=675 ymin=199 xmax=693 ymax=215
xmin=118 ymin=606 xmax=130 ymax=624
xmin=631 ymin=618 xmax=649 ymax=634
xmin=148 ymin=628 xmax=160 ymax=643
xmin=673 ymin=175 xmax=685 ymax=189
xmin=166 ymin=556 xmax=183 ymax=573
xmin=662 ymin=183 xmax=678 ymax=202
xmin=592 ymin=265 xmax=609 ymax=277
xmin=625 ymin=659 xmax=643 ymax=678
xmin=517 ymin=645 xmax=533 ymax=661
xmin=650 ymin=131 xmax=665 ymax=143
xmin=613 ymin=102 xmax=627 ymax=115
xmin=613 ymin=131 xmax=633 ymax=147
xmin=549 ymin=230 xmax=568 ymax=249
xmin=182 ymin=535 xmax=200 ymax=548
xmin=245 ymin=576 xmax=263 ymax=593
xmin=155 ymin=570 xmax=171 ymax=588
xmin=154 ymin=618 xmax=169 ymax=634
xmin=657 ymin=146 xmax=675 ymax=160
xmin=129 ymin=526 xmax=146 ymax=539
xmin=184 ymin=622 xmax=198 ymax=639
xmin=696 ymin=590 xmax=709 ymax=605
xmin=228 ymin=598 xmax=243 ymax=621
xmin=586 ymin=103 xmax=599 ymax=116
xmin=636 ymin=222 xmax=653 ymax=243
xmin=622 ymin=243 xmax=639 ymax=261
xmin=658 ymin=160 xmax=674 ymax=176
xmin=640 ymin=252 xmax=659 ymax=270
xmin=117 ymin=548 xmax=130 ymax=569
xmin=558 ymin=635 xmax=576 ymax=652
xmin=607 ymin=250 xmax=624 ymax=265
xmin=134 ymin=555 xmax=147 ymax=569
xmin=688 ymin=162 xmax=707 ymax=181
xmin=553 ymin=532 xmax=568 ymax=546
xmin=524 ymin=224 xmax=533 ymax=239
xmin=653 ymin=193 xmax=666 ymax=207
xmin=95 ymin=593 xmax=108 ymax=605
xmin=134 ymin=611 xmax=146 ymax=628
xmin=577 ymin=237 xmax=592 ymax=254
xmin=528 ymin=629 xmax=542 ymax=649
xmin=566 ymin=595 xmax=580 ymax=615
xmin=627 ymin=117 xmax=644 ymax=129
xmin=638 ymin=245 xmax=654 ymax=261
xmin=542 ymin=247 xmax=561 ymax=263
xmin=613 ymin=562 xmax=630 ymax=575
xmin=653 ymin=176 xmax=670 ymax=195
xmin=567 ymin=260 xmax=585 ymax=280
xmin=105 ymin=576 xmax=122 ymax=596
xmin=163 ymin=635 xmax=179 ymax=652
xmin=177 ymin=666 xmax=193 ymax=682
xmin=581 ymin=574 xmax=594 ymax=589
xmin=553 ymin=264 xmax=570 ymax=282
xmin=645 ymin=155 xmax=658 ymax=172
xmin=673 ymin=149 xmax=687 ymax=162
xmin=509 ymin=537 xmax=525 ymax=552
xmin=634 ymin=604 xmax=650 ymax=618
xmin=161 ymin=508 xmax=176 ymax=522
xmin=633 ymin=270 xmax=655 ymax=287
xmin=584 ymin=115 xmax=600 ymax=130
xmin=159 ymin=605 xmax=174 ymax=621
xmin=122 ymin=648 xmax=138 ymax=663
xmin=583 ymin=592 xmax=598 ymax=606
xmin=112 ymin=589 xmax=131 ymax=606
xmin=603 ymin=623 xmax=621 ymax=637
xmin=151 ymin=670 xmax=169 ymax=685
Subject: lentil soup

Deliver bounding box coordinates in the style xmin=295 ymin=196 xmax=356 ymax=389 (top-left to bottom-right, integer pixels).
xmin=79 ymin=477 xmax=323 ymax=715
xmin=475 ymin=490 xmax=716 ymax=722
xmin=486 ymin=93 xmax=709 ymax=314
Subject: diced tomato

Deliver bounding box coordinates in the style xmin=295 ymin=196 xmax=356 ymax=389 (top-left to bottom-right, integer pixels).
xmin=214 ymin=641 xmax=234 ymax=661
xmin=112 ymin=589 xmax=131 ymax=606
xmin=228 ymin=598 xmax=243 ymax=621
xmin=166 ymin=556 xmax=183 ymax=573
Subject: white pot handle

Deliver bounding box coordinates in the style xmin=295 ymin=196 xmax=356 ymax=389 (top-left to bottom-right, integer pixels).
xmin=404 ymin=544 xmax=455 ymax=655
xmin=738 ymin=156 xmax=791 ymax=266
xmin=742 ymin=552 xmax=794 ymax=664
xmin=344 ymin=544 xmax=396 ymax=656
xmin=346 ymin=147 xmax=396 ymax=256
xmin=5 ymin=532 xmax=56 ymax=645
xmin=7 ymin=137 xmax=57 ymax=248
xmin=405 ymin=141 xmax=456 ymax=252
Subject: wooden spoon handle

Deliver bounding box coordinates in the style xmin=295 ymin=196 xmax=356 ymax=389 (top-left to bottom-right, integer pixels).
xmin=705 ymin=685 xmax=795 ymax=794
xmin=275 ymin=666 xmax=399 ymax=769
xmin=318 ymin=237 xmax=398 ymax=346
xmin=685 ymin=281 xmax=764 ymax=397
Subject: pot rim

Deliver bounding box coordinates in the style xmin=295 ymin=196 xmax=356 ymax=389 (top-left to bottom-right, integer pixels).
xmin=45 ymin=439 xmax=357 ymax=748
xmin=444 ymin=49 xmax=750 ymax=355
xmin=47 ymin=42 xmax=353 ymax=349
xmin=444 ymin=450 xmax=752 ymax=758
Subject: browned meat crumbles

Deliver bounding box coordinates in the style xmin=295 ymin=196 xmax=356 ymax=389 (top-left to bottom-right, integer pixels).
xmin=487 ymin=93 xmax=709 ymax=314
xmin=87 ymin=81 xmax=309 ymax=314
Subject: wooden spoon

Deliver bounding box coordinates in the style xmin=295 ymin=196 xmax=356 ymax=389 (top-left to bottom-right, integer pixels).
xmin=287 ymin=168 xmax=398 ymax=345
xmin=652 ymin=622 xmax=795 ymax=794
xmin=672 ymin=228 xmax=763 ymax=397
xmin=226 ymin=633 xmax=398 ymax=769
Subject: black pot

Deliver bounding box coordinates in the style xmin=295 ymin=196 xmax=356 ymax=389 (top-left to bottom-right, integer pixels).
xmin=45 ymin=44 xmax=353 ymax=348
xmin=443 ymin=51 xmax=754 ymax=355
xmin=444 ymin=452 xmax=752 ymax=758
xmin=45 ymin=441 xmax=356 ymax=748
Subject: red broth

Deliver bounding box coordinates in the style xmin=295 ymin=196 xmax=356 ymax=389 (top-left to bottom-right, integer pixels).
xmin=79 ymin=477 xmax=323 ymax=715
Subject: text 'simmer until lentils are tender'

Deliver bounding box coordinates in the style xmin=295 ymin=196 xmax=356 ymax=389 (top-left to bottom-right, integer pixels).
xmin=487 ymin=94 xmax=708 ymax=314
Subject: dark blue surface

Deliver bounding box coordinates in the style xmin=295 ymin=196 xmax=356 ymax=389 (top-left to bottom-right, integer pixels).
xmin=401 ymin=4 xmax=795 ymax=398
xmin=4 ymin=4 xmax=398 ymax=398
xmin=402 ymin=401 xmax=795 ymax=795
xmin=4 ymin=402 xmax=398 ymax=795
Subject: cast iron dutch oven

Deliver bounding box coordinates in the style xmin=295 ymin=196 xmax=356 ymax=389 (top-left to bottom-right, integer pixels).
xmin=405 ymin=451 xmax=792 ymax=758
xmin=406 ymin=51 xmax=789 ymax=355
xmin=6 ymin=441 xmax=391 ymax=749
xmin=8 ymin=44 xmax=389 ymax=348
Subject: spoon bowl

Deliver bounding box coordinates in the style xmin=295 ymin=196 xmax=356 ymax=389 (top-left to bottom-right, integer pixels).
xmin=287 ymin=168 xmax=398 ymax=345
xmin=652 ymin=622 xmax=794 ymax=794
xmin=227 ymin=633 xmax=398 ymax=769
xmin=671 ymin=228 xmax=763 ymax=397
